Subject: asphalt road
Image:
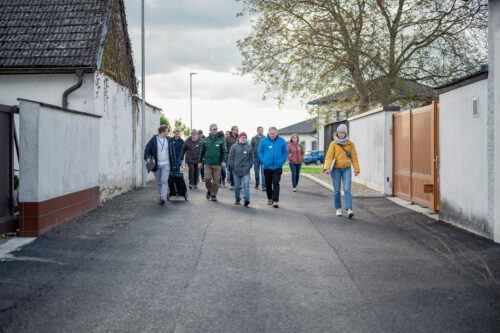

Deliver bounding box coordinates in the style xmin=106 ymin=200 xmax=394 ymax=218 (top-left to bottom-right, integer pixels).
xmin=1 ymin=175 xmax=500 ymax=332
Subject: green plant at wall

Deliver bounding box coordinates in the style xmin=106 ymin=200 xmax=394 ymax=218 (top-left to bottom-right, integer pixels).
xmin=14 ymin=175 xmax=18 ymax=190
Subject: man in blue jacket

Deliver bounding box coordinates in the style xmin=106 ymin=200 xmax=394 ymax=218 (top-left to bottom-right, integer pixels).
xmin=258 ymin=126 xmax=288 ymax=208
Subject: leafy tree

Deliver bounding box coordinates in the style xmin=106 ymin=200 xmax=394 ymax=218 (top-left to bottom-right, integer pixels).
xmin=237 ymin=0 xmax=487 ymax=118
xmin=160 ymin=112 xmax=170 ymax=131
xmin=174 ymin=118 xmax=191 ymax=138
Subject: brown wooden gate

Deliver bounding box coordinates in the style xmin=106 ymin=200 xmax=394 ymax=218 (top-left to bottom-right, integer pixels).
xmin=393 ymin=101 xmax=439 ymax=212
xmin=0 ymin=105 xmax=18 ymax=234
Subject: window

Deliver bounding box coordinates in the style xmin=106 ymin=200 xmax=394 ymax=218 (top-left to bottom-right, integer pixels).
xmin=472 ymin=97 xmax=479 ymax=117
xmin=300 ymin=141 xmax=306 ymax=150
xmin=312 ymin=141 xmax=318 ymax=150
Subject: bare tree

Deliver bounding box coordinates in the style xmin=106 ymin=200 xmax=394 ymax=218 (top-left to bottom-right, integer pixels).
xmin=237 ymin=0 xmax=487 ymax=117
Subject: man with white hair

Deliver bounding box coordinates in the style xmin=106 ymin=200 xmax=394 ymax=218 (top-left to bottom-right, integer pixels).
xmin=258 ymin=126 xmax=288 ymax=208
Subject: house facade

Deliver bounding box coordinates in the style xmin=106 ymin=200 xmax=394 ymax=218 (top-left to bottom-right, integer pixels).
xmin=278 ymin=119 xmax=321 ymax=152
xmin=0 ymin=0 xmax=159 ymax=236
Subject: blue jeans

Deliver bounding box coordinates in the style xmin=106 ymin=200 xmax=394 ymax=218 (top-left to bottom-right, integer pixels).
xmin=233 ymin=174 xmax=250 ymax=201
xmin=228 ymin=165 xmax=235 ymax=186
xmin=289 ymin=163 xmax=302 ymax=188
xmin=253 ymin=157 xmax=265 ymax=187
xmin=330 ymin=167 xmax=352 ymax=210
xmin=219 ymin=166 xmax=226 ymax=184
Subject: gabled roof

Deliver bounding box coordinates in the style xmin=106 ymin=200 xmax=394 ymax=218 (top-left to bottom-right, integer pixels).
xmin=308 ymin=78 xmax=436 ymax=105
xmin=0 ymin=0 xmax=117 ymax=72
xmin=278 ymin=119 xmax=317 ymax=135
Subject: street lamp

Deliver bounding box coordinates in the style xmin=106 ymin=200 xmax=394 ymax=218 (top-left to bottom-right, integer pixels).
xmin=141 ymin=0 xmax=146 ymax=187
xmin=190 ymin=72 xmax=197 ymax=130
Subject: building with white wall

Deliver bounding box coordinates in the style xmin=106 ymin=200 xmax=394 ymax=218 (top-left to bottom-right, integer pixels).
xmin=0 ymin=0 xmax=159 ymax=236
xmin=278 ymin=119 xmax=321 ymax=152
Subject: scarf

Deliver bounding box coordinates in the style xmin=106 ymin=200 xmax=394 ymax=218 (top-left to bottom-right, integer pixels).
xmin=334 ymin=135 xmax=348 ymax=146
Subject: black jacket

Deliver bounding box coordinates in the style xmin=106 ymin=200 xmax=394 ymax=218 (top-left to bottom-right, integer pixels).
xmin=179 ymin=136 xmax=203 ymax=164
xmin=144 ymin=135 xmax=178 ymax=172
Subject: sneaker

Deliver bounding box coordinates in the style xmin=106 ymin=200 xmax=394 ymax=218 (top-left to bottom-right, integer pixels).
xmin=211 ymin=195 xmax=217 ymax=201
xmin=336 ymin=209 xmax=342 ymax=216
xmin=234 ymin=200 xmax=241 ymax=205
xmin=267 ymin=199 xmax=273 ymax=205
xmin=292 ymin=188 xmax=296 ymax=192
xmin=262 ymin=186 xmax=266 ymax=191
xmin=244 ymin=200 xmax=250 ymax=207
xmin=239 ymin=185 xmax=243 ymax=189
xmin=348 ymin=210 xmax=354 ymax=218
xmin=222 ymin=180 xmax=226 ymax=187
xmin=229 ymin=186 xmax=234 ymax=190
xmin=160 ymin=199 xmax=166 ymax=205
xmin=189 ymin=185 xmax=193 ymax=189
xmin=194 ymin=185 xmax=198 ymax=189
xmin=206 ymin=192 xmax=211 ymax=200
xmin=201 ymin=178 xmax=205 ymax=182
xmin=273 ymin=202 xmax=279 ymax=208
xmin=255 ymin=184 xmax=259 ymax=189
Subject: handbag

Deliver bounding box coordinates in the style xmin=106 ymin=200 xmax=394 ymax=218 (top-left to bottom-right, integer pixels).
xmin=146 ymin=159 xmax=156 ymax=173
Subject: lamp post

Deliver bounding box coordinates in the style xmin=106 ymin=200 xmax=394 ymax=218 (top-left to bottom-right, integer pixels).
xmin=190 ymin=72 xmax=197 ymax=130
xmin=141 ymin=0 xmax=146 ymax=187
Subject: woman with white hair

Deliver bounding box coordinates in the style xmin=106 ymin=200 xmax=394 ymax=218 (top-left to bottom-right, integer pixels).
xmin=323 ymin=124 xmax=360 ymax=218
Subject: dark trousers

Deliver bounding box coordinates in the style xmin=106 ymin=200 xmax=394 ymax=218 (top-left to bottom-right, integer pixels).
xmin=264 ymin=168 xmax=282 ymax=202
xmin=199 ymin=161 xmax=205 ymax=180
xmin=228 ymin=165 xmax=234 ymax=186
xmin=187 ymin=163 xmax=199 ymax=185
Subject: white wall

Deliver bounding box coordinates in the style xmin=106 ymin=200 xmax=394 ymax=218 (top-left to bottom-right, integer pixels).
xmin=18 ymin=100 xmax=99 ymax=202
xmin=439 ymin=79 xmax=490 ymax=238
xmin=279 ymin=134 xmax=319 ymax=153
xmin=348 ymin=108 xmax=398 ymax=194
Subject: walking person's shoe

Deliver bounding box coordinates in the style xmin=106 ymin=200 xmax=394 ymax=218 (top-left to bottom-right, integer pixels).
xmin=160 ymin=199 xmax=166 ymax=205
xmin=206 ymin=191 xmax=211 ymax=200
xmin=262 ymin=186 xmax=266 ymax=191
xmin=210 ymin=195 xmax=217 ymax=201
xmin=244 ymin=200 xmax=250 ymax=207
xmin=234 ymin=199 xmax=241 ymax=205
xmin=194 ymin=185 xmax=198 ymax=189
xmin=336 ymin=209 xmax=342 ymax=216
xmin=222 ymin=180 xmax=226 ymax=187
xmin=267 ymin=199 xmax=273 ymax=205
xmin=201 ymin=177 xmax=205 ymax=182
xmin=255 ymin=184 xmax=259 ymax=189
xmin=348 ymin=210 xmax=354 ymax=218
xmin=229 ymin=186 xmax=234 ymax=190
xmin=189 ymin=185 xmax=193 ymax=189
xmin=292 ymin=188 xmax=297 ymax=192
xmin=273 ymin=202 xmax=279 ymax=208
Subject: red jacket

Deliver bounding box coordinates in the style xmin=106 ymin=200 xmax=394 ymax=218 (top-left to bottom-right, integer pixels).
xmin=287 ymin=142 xmax=305 ymax=164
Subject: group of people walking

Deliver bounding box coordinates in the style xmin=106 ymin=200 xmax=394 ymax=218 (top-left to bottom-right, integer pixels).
xmin=144 ymin=122 xmax=360 ymax=217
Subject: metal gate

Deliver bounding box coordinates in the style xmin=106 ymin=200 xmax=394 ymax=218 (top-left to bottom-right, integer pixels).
xmin=0 ymin=105 xmax=18 ymax=234
xmin=393 ymin=101 xmax=439 ymax=212
xmin=324 ymin=120 xmax=348 ymax=154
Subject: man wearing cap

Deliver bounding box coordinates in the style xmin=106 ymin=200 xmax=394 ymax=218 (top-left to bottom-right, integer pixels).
xmin=180 ymin=129 xmax=203 ymax=189
xmin=197 ymin=130 xmax=205 ymax=182
xmin=198 ymin=124 xmax=228 ymax=201
xmin=228 ymin=132 xmax=253 ymax=206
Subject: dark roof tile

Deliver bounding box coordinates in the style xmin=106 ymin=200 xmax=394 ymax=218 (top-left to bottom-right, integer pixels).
xmin=278 ymin=119 xmax=318 ymax=135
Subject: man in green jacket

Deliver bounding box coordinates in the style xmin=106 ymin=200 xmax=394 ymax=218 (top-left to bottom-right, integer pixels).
xmin=198 ymin=123 xmax=228 ymax=201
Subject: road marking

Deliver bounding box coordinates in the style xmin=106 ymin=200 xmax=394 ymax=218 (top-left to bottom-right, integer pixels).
xmin=0 ymin=237 xmax=36 ymax=260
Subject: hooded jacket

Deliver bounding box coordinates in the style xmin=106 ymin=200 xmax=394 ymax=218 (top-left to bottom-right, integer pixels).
xmin=198 ymin=133 xmax=228 ymax=165
xmin=179 ymin=136 xmax=203 ymax=164
xmin=323 ymin=140 xmax=360 ymax=173
xmin=287 ymin=142 xmax=305 ymax=165
xmin=250 ymin=134 xmax=265 ymax=158
xmin=144 ymin=135 xmax=177 ymax=172
xmin=258 ymin=135 xmax=288 ymax=170
xmin=228 ymin=142 xmax=254 ymax=177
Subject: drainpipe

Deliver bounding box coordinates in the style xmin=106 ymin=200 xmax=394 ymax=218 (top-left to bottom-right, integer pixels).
xmin=62 ymin=69 xmax=84 ymax=109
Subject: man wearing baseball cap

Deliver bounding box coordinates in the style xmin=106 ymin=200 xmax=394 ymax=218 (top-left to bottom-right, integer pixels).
xmin=198 ymin=124 xmax=228 ymax=201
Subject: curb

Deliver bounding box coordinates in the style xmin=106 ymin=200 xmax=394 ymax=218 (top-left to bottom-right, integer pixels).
xmin=302 ymin=174 xmax=385 ymax=198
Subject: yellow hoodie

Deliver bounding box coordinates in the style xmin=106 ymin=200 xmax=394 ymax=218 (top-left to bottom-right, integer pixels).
xmin=323 ymin=140 xmax=360 ymax=173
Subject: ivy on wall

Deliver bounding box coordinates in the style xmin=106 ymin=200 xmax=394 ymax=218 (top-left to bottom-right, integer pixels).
xmin=100 ymin=0 xmax=137 ymax=94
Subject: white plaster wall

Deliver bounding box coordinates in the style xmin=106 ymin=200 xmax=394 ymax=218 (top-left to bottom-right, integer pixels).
xmin=19 ymin=100 xmax=99 ymax=203
xmin=93 ymin=73 xmax=135 ymax=200
xmin=490 ymin=0 xmax=500 ymax=243
xmin=439 ymin=79 xmax=490 ymax=238
xmin=348 ymin=112 xmax=386 ymax=193
xmin=0 ymin=73 xmax=95 ymax=113
xmin=132 ymin=99 xmax=160 ymax=187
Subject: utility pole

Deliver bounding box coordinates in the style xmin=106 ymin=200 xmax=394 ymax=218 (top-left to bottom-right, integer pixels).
xmin=141 ymin=0 xmax=146 ymax=187
xmin=190 ymin=72 xmax=197 ymax=130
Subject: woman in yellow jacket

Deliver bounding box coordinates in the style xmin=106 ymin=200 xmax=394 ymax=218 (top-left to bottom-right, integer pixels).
xmin=323 ymin=124 xmax=360 ymax=218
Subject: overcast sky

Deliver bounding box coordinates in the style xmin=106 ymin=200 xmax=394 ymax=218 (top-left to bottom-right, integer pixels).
xmin=123 ymin=0 xmax=310 ymax=136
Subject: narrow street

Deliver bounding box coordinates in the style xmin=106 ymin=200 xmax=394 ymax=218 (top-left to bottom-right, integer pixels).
xmin=1 ymin=175 xmax=499 ymax=332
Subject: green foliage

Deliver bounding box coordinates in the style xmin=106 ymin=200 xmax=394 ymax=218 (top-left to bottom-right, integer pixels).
xmin=159 ymin=114 xmax=190 ymax=138
xmin=160 ymin=113 xmax=170 ymax=131
xmin=237 ymin=0 xmax=488 ymax=119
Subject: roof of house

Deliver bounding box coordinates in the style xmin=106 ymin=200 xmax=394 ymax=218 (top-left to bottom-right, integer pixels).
xmin=307 ymin=78 xmax=436 ymax=105
xmin=0 ymin=0 xmax=122 ymax=72
xmin=435 ymin=65 xmax=489 ymax=94
xmin=278 ymin=119 xmax=318 ymax=135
